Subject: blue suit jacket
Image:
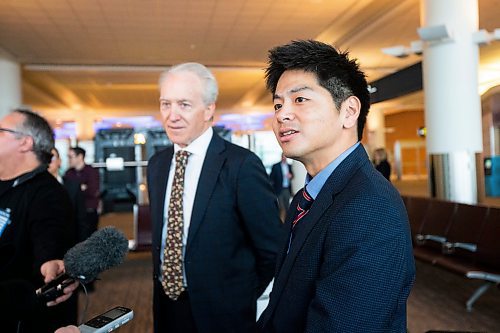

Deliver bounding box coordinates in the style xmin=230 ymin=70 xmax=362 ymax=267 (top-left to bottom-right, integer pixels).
xmin=148 ymin=133 xmax=283 ymax=332
xmin=258 ymin=145 xmax=415 ymax=332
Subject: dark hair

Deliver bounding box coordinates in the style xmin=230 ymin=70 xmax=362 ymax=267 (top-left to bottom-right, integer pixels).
xmin=51 ymin=147 xmax=60 ymax=159
xmin=70 ymin=146 xmax=86 ymax=158
xmin=13 ymin=108 xmax=54 ymax=164
xmin=265 ymin=40 xmax=370 ymax=140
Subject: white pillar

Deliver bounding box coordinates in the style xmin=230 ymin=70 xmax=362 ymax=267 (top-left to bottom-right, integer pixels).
xmin=0 ymin=50 xmax=22 ymax=117
xmin=420 ymin=0 xmax=482 ymax=204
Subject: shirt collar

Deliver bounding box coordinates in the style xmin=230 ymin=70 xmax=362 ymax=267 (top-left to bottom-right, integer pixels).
xmin=173 ymin=127 xmax=213 ymax=157
xmin=305 ymin=142 xmax=360 ymax=200
xmin=12 ymin=165 xmax=46 ymax=188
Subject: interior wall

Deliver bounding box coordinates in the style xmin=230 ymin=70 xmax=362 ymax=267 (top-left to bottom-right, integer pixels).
xmin=385 ymin=109 xmax=427 ymax=177
xmin=479 ymin=86 xmax=500 ymax=206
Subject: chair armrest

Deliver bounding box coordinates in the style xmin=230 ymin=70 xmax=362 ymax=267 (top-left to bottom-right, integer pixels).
xmin=442 ymin=242 xmax=477 ymax=254
xmin=415 ymin=234 xmax=446 ymax=245
xmin=466 ymin=271 xmax=500 ymax=283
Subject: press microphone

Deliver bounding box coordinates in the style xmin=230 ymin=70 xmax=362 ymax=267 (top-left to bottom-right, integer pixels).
xmin=36 ymin=227 xmax=129 ymax=302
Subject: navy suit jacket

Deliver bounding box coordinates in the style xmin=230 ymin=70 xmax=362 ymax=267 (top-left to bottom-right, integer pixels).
xmin=258 ymin=145 xmax=415 ymax=333
xmin=148 ymin=133 xmax=283 ymax=332
xmin=269 ymin=162 xmax=293 ymax=195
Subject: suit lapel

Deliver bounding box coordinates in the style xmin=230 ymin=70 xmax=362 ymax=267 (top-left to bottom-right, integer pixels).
xmin=268 ymin=187 xmax=334 ymax=311
xmin=186 ymin=134 xmax=226 ymax=252
xmin=152 ymin=148 xmax=174 ymax=247
xmin=274 ymin=192 xmax=302 ymax=273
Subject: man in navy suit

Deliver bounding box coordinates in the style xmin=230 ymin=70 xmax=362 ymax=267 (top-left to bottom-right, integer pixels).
xmin=148 ymin=62 xmax=282 ymax=333
xmin=257 ymin=40 xmax=415 ymax=332
xmin=269 ymin=153 xmax=293 ymax=221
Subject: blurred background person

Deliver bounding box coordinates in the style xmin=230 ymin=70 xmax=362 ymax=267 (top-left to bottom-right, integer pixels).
xmin=0 ymin=109 xmax=77 ymax=332
xmin=373 ymin=147 xmax=391 ymax=181
xmin=65 ymin=146 xmax=100 ymax=241
xmin=270 ymin=153 xmax=294 ymax=221
xmin=49 ymin=148 xmax=87 ymax=242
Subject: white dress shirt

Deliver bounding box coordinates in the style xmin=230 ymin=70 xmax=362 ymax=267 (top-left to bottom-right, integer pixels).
xmin=160 ymin=127 xmax=213 ymax=286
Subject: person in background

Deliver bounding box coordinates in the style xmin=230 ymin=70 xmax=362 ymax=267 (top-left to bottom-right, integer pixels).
xmin=65 ymin=146 xmax=100 ymax=242
xmin=257 ymin=40 xmax=415 ymax=332
xmin=148 ymin=62 xmax=282 ymax=332
xmin=270 ymin=153 xmax=294 ymax=221
xmin=373 ymin=147 xmax=391 ymax=181
xmin=0 ymin=109 xmax=77 ymax=332
xmin=49 ymin=148 xmax=87 ymax=242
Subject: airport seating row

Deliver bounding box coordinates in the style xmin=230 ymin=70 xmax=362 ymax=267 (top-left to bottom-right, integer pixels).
xmin=403 ymin=196 xmax=500 ymax=311
xmin=132 ymin=198 xmax=499 ymax=311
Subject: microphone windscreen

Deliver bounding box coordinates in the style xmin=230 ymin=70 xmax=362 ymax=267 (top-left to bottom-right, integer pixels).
xmin=64 ymin=227 xmax=129 ymax=282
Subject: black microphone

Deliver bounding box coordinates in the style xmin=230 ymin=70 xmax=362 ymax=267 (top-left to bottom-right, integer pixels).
xmin=36 ymin=227 xmax=129 ymax=302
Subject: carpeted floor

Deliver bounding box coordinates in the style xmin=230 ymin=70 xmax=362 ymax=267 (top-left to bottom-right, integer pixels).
xmin=76 ymin=199 xmax=500 ymax=333
xmin=78 ymin=249 xmax=500 ymax=333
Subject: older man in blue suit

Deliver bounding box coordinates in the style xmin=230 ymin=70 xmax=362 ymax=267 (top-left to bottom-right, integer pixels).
xmin=257 ymin=40 xmax=415 ymax=332
xmin=148 ymin=62 xmax=282 ymax=333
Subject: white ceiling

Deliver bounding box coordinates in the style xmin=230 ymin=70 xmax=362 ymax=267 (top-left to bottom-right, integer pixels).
xmin=0 ymin=0 xmax=499 ymax=127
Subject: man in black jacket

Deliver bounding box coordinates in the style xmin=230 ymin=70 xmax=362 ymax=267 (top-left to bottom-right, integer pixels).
xmin=0 ymin=109 xmax=77 ymax=332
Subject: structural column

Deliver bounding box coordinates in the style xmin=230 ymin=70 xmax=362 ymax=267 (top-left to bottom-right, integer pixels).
xmin=421 ymin=0 xmax=482 ymax=204
xmin=0 ymin=50 xmax=22 ymax=118
xmin=365 ymin=107 xmax=386 ymax=157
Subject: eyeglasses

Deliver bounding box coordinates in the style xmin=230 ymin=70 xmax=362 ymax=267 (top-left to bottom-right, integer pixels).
xmin=0 ymin=127 xmax=29 ymax=136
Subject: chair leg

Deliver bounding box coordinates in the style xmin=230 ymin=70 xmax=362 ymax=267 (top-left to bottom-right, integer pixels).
xmin=466 ymin=282 xmax=492 ymax=312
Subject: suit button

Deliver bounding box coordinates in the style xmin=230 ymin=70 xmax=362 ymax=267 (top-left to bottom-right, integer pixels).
xmin=153 ymin=274 xmax=158 ymax=279
xmin=156 ymin=246 xmax=160 ymax=251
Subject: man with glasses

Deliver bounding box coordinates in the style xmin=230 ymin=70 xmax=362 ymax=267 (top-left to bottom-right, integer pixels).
xmin=0 ymin=109 xmax=77 ymax=332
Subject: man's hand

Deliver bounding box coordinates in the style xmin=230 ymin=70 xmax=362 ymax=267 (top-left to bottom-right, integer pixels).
xmin=40 ymin=260 xmax=79 ymax=307
xmin=55 ymin=325 xmax=80 ymax=333
xmin=40 ymin=260 xmax=65 ymax=283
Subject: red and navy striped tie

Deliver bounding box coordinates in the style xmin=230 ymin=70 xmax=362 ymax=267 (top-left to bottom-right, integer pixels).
xmin=292 ymin=188 xmax=313 ymax=228
xmin=287 ymin=188 xmax=314 ymax=253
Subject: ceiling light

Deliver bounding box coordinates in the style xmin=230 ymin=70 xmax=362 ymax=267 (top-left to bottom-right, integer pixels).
xmin=417 ymin=24 xmax=452 ymax=42
xmin=410 ymin=40 xmax=423 ymax=55
xmin=494 ymin=28 xmax=500 ymax=40
xmin=381 ymin=45 xmax=410 ymax=58
xmin=472 ymin=29 xmax=493 ymax=45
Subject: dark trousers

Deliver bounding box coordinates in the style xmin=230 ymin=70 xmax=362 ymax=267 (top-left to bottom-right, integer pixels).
xmin=15 ymin=293 xmax=78 ymax=333
xmin=79 ymin=210 xmax=98 ymax=242
xmin=154 ymin=280 xmax=197 ymax=333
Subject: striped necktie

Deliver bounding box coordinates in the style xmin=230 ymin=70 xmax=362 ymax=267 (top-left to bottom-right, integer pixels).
xmin=292 ymin=188 xmax=313 ymax=228
xmin=287 ymin=188 xmax=314 ymax=253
